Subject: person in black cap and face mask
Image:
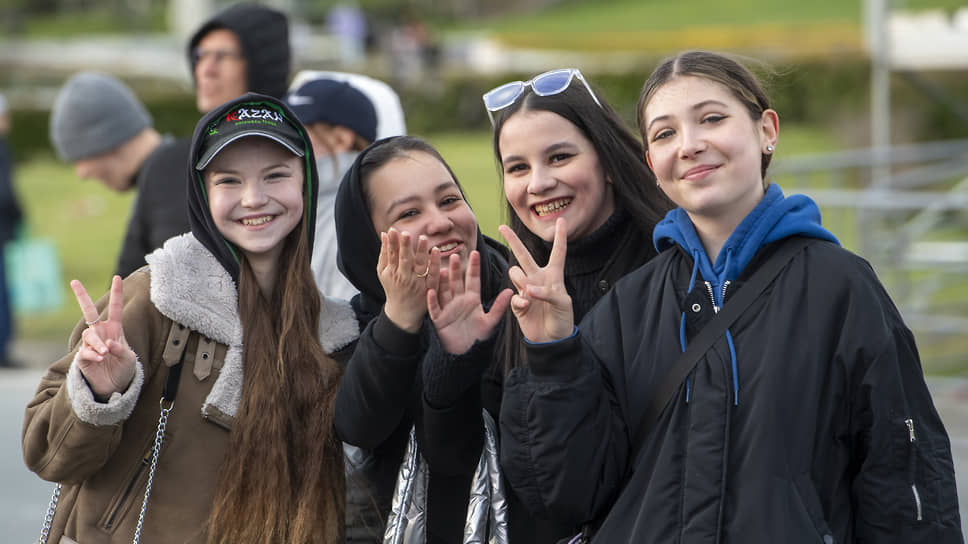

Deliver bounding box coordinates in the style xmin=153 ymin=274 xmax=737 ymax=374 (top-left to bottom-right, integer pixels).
xmin=23 ymin=93 xmax=357 ymax=544
xmin=286 ymin=76 xmax=379 ymax=301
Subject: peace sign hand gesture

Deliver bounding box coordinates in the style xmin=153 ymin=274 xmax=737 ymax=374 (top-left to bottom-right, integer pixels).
xmin=70 ymin=275 xmax=137 ymax=400
xmin=498 ymin=218 xmax=574 ymax=343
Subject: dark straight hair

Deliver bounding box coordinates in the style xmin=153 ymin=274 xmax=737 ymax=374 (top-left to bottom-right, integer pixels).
xmin=490 ymin=77 xmax=673 ymax=371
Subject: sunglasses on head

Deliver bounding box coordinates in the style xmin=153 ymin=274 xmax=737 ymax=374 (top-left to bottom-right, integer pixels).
xmin=482 ymin=68 xmax=603 ymax=126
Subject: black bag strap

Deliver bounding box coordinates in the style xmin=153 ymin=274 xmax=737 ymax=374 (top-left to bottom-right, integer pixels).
xmin=631 ymin=237 xmax=815 ymax=455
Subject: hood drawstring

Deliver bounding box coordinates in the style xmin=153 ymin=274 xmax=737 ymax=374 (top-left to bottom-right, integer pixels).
xmin=680 ymin=248 xmax=741 ymax=406
xmin=679 ymin=250 xmax=701 ymax=403
xmin=721 ymin=248 xmax=740 ymax=406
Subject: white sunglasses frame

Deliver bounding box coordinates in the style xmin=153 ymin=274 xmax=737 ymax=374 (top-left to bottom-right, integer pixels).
xmin=482 ymin=68 xmax=603 ymax=126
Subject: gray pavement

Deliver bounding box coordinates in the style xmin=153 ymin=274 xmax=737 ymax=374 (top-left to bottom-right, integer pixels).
xmin=2 ymin=340 xmax=967 ymax=540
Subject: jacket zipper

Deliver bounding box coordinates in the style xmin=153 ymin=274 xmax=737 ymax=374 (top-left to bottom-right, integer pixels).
xmin=704 ymin=282 xmax=719 ymax=313
xmin=703 ymin=281 xmax=731 ymax=314
xmin=906 ymin=418 xmax=923 ymax=521
xmin=104 ymin=448 xmax=152 ymax=529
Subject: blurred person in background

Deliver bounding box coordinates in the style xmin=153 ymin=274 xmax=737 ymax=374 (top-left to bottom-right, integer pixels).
xmin=326 ymin=2 xmax=368 ymax=69
xmin=0 ymin=93 xmax=24 ymax=368
xmin=286 ymin=72 xmax=406 ymax=301
xmin=188 ymin=2 xmax=290 ymax=114
xmin=49 ymin=72 xmax=189 ymax=278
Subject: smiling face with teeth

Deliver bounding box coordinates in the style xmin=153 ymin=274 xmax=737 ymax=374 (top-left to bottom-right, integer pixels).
xmin=498 ymin=109 xmax=615 ymax=242
xmin=204 ymin=137 xmax=305 ymax=270
xmin=365 ymin=150 xmax=478 ymax=274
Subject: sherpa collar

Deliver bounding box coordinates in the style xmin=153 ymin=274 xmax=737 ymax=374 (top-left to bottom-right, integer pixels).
xmin=145 ymin=233 xmax=358 ymax=420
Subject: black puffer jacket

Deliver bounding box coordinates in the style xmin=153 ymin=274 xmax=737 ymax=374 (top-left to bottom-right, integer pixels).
xmin=501 ymin=236 xmax=962 ymax=543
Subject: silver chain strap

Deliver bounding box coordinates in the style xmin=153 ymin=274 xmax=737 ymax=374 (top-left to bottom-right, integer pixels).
xmin=37 ymin=482 xmax=61 ymax=544
xmin=133 ymin=397 xmax=174 ymax=544
xmin=36 ymin=397 xmax=173 ymax=544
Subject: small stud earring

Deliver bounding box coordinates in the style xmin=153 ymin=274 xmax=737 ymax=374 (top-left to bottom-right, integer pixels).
xmin=765 ymin=144 xmax=775 ymax=153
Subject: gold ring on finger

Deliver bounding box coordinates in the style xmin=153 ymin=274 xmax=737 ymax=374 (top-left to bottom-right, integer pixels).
xmin=415 ymin=262 xmax=431 ymax=278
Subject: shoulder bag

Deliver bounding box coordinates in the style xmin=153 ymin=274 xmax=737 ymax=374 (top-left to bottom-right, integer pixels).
xmin=35 ymin=325 xmax=187 ymax=544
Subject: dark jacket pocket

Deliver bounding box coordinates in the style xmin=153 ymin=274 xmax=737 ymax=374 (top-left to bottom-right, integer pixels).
xmin=793 ymin=473 xmax=836 ymax=544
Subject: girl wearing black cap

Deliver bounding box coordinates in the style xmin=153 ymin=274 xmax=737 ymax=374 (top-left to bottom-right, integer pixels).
xmin=334 ymin=135 xmax=517 ymax=544
xmin=23 ymin=93 xmax=356 ymax=544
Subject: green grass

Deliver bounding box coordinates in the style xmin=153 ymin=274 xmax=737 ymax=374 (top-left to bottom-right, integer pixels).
xmin=447 ymin=0 xmax=965 ymax=56
xmin=19 ymin=5 xmax=167 ymax=37
xmin=13 ymin=154 xmax=133 ymax=339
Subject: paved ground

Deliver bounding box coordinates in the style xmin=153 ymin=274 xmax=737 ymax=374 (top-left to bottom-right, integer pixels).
xmin=2 ymin=339 xmax=967 ymax=540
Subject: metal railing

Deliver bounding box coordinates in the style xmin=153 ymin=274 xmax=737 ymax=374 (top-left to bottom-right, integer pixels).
xmin=772 ymin=139 xmax=968 ymax=369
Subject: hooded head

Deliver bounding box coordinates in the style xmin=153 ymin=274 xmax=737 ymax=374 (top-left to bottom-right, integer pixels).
xmin=188 ymin=3 xmax=290 ymax=109
xmin=187 ymin=92 xmax=318 ymax=284
xmin=334 ymin=135 xmax=490 ymax=304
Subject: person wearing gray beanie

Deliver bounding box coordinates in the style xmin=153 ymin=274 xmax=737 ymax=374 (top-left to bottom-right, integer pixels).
xmin=49 ymin=72 xmax=159 ymax=191
xmin=48 ymin=72 xmax=192 ymax=278
xmin=49 ymin=72 xmax=153 ymax=164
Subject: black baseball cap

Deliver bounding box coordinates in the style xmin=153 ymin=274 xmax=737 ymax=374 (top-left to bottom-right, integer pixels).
xmin=285 ymin=78 xmax=377 ymax=143
xmin=195 ymin=100 xmax=305 ymax=170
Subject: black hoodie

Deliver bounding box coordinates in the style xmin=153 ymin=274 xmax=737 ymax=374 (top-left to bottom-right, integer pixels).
xmin=187 ymin=92 xmax=317 ymax=283
xmin=188 ymin=3 xmax=291 ymax=100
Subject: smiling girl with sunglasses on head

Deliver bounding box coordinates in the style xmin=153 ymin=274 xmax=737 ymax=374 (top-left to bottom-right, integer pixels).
xmin=488 ymin=68 xmax=672 ymax=332
xmin=475 ymin=67 xmax=672 ymax=541
xmin=497 ymin=51 xmax=961 ymax=543
xmin=23 ymin=94 xmax=357 ymax=544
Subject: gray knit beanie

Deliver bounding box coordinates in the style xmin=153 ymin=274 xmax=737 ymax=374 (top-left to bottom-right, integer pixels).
xmin=49 ymin=72 xmax=153 ymax=162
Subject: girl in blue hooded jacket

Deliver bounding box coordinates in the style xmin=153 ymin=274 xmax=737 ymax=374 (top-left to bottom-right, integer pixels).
xmin=497 ymin=50 xmax=961 ymax=543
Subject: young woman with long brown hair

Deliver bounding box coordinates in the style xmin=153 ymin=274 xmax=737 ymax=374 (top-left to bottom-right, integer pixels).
xmin=23 ymin=93 xmax=357 ymax=544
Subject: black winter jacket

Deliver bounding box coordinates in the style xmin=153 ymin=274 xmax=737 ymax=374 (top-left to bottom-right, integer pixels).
xmin=501 ymin=237 xmax=962 ymax=543
xmin=334 ymin=236 xmax=510 ymax=544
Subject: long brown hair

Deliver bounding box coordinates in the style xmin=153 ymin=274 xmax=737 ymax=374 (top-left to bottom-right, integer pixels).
xmin=207 ymin=197 xmax=345 ymax=543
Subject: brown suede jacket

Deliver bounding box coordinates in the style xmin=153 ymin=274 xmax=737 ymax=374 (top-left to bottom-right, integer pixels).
xmin=22 ymin=234 xmax=359 ymax=544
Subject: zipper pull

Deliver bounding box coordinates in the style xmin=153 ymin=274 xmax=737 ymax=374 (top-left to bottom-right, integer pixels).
xmin=704 ymin=281 xmax=720 ymax=313
xmin=905 ymin=418 xmax=916 ymax=442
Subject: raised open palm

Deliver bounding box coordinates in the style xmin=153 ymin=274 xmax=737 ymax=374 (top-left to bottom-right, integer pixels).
xmin=498 ymin=218 xmax=574 ymax=343
xmin=70 ymin=275 xmax=137 ymax=399
xmin=378 ymin=228 xmax=439 ymax=333
xmin=427 ymin=251 xmax=512 ymax=355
